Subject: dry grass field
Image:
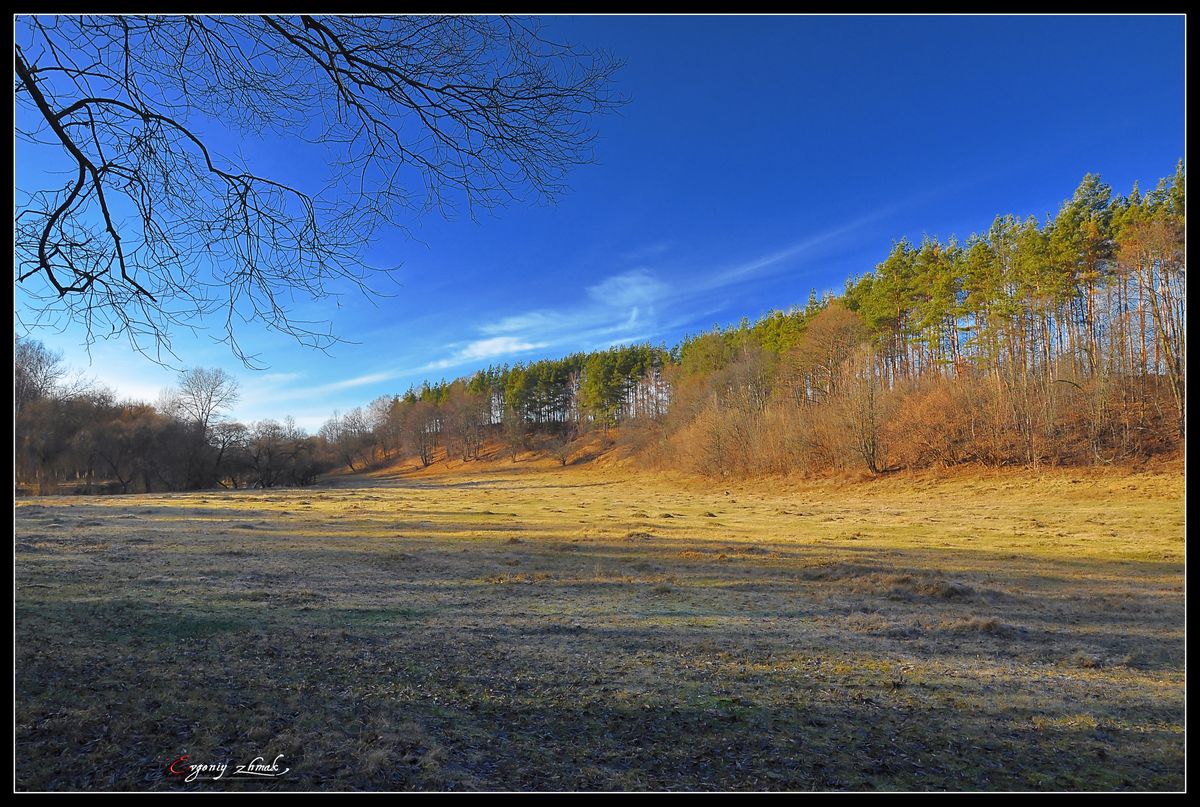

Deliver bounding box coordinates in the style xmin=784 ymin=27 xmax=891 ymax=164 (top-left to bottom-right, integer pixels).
xmin=14 ymin=457 xmax=1185 ymax=790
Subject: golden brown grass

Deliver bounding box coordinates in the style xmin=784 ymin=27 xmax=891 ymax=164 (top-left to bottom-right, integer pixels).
xmin=15 ymin=459 xmax=1184 ymax=790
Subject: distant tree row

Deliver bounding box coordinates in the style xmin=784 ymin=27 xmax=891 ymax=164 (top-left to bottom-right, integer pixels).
xmin=316 ymin=344 xmax=673 ymax=471
xmin=14 ymin=343 xmax=333 ymax=494
xmin=16 ymin=163 xmax=1185 ymax=491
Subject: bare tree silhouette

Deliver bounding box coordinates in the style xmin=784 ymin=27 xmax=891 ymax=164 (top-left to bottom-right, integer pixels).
xmin=15 ymin=15 xmax=622 ymax=365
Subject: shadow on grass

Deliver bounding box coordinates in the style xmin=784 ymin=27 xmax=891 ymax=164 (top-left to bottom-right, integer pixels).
xmin=15 ymin=597 xmax=1184 ymax=790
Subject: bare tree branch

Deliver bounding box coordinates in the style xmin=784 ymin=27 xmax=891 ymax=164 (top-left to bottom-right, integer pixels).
xmin=14 ymin=15 xmax=623 ymax=366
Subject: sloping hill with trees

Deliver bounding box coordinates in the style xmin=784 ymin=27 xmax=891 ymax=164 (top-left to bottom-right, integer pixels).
xmin=15 ymin=164 xmax=1185 ymax=493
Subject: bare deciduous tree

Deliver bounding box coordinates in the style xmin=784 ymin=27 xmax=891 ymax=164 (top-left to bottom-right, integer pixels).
xmin=163 ymin=366 xmax=241 ymax=433
xmin=15 ymin=15 xmax=622 ymax=363
xmin=14 ymin=334 xmax=66 ymax=414
xmin=404 ymin=400 xmax=440 ymax=467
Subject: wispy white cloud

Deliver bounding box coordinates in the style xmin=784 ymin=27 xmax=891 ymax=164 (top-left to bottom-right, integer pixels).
xmin=586 ymin=269 xmax=668 ymax=307
xmin=258 ymin=371 xmax=305 ymax=386
xmin=420 ymin=335 xmax=550 ymax=371
xmin=690 ymin=213 xmax=885 ymax=294
xmin=92 ymin=210 xmax=886 ymax=431
xmin=479 ymin=311 xmax=568 ymax=336
xmin=237 ymin=209 xmax=891 ymax=420
xmin=459 ymin=336 xmax=549 ymax=361
xmin=442 ymin=219 xmax=874 ymax=366
xmin=469 ymin=212 xmax=881 ymax=349
xmin=470 ymin=271 xmax=666 ymax=352
xmin=232 ymin=369 xmax=403 ymax=415
xmin=314 ymin=371 xmax=401 ymax=393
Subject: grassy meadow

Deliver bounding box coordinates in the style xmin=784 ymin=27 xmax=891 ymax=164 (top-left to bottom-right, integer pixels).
xmin=14 ymin=459 xmax=1185 ymax=790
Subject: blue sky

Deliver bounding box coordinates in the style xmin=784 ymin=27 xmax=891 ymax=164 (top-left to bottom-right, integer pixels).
xmin=15 ymin=14 xmax=1186 ymax=431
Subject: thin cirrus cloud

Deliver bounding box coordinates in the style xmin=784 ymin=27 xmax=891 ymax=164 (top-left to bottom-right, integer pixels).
xmin=470 ymin=213 xmax=881 ymax=350
xmin=687 ymin=209 xmax=892 ymax=297
xmin=456 ymin=270 xmax=668 ymax=360
xmin=409 ymin=219 xmax=875 ymax=376
xmin=313 ymin=371 xmax=401 ymax=393
xmin=585 ymin=269 xmax=668 ymax=307
xmin=237 ymin=335 xmax=554 ymax=415
xmin=236 ymin=369 xmax=401 ymax=410
xmin=420 ymin=335 xmax=551 ymax=371
xmin=294 ymin=209 xmax=891 ymax=402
